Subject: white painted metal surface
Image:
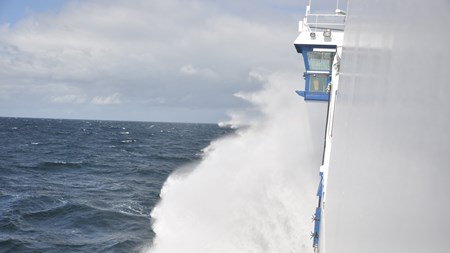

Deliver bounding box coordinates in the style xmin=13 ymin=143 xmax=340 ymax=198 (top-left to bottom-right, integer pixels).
xmin=323 ymin=0 xmax=450 ymax=252
xmin=294 ymin=5 xmax=345 ymax=49
xmin=293 ymin=3 xmax=346 ymax=252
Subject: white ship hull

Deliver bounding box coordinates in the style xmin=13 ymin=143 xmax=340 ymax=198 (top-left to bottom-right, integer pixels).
xmin=323 ymin=0 xmax=450 ymax=252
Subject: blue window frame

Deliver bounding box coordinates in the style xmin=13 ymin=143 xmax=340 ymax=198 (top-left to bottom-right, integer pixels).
xmin=296 ymin=46 xmax=336 ymax=101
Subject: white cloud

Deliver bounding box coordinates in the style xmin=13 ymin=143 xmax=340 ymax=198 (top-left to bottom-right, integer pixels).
xmin=51 ymin=94 xmax=86 ymax=104
xmin=180 ymin=64 xmax=219 ymax=79
xmin=180 ymin=64 xmax=197 ymax=75
xmin=248 ymin=70 xmax=267 ymax=83
xmin=91 ymin=93 xmax=121 ymax=105
xmin=0 ymin=0 xmax=305 ymax=122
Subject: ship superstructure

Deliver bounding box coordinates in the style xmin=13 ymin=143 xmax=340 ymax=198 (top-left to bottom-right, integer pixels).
xmin=294 ymin=2 xmax=346 ymax=252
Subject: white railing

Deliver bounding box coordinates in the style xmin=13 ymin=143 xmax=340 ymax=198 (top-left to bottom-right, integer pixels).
xmin=303 ymin=3 xmax=346 ymax=32
xmin=305 ymin=13 xmax=346 ymax=31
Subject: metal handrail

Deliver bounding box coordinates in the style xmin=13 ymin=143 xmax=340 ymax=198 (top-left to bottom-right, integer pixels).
xmin=304 ymin=12 xmax=346 ymax=32
xmin=306 ymin=13 xmax=346 ymax=17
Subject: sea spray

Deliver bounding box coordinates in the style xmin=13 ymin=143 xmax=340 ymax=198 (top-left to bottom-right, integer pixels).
xmin=147 ymin=72 xmax=324 ymax=253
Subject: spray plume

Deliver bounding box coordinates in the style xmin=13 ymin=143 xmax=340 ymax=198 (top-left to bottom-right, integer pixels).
xmin=146 ymin=72 xmax=322 ymax=253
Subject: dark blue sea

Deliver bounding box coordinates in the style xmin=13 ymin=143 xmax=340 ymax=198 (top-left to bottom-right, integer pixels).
xmin=0 ymin=117 xmax=232 ymax=253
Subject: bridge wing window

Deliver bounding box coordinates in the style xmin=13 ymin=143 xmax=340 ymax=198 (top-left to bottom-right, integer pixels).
xmin=308 ymin=75 xmax=328 ymax=93
xmin=307 ymin=51 xmax=335 ymax=71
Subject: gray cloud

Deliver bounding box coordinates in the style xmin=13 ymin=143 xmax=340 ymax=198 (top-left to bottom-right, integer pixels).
xmin=0 ymin=0 xmax=336 ymax=122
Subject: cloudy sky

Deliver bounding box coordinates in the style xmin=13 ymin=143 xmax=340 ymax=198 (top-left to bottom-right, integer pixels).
xmin=0 ymin=0 xmax=337 ymax=123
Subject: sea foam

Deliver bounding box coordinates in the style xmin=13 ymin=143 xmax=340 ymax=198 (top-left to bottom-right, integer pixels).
xmin=147 ymin=72 xmax=322 ymax=253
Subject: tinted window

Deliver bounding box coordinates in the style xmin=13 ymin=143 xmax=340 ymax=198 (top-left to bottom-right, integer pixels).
xmin=307 ymin=51 xmax=335 ymax=71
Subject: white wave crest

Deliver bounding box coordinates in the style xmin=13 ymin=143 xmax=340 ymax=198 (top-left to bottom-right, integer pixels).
xmin=147 ymin=72 xmax=322 ymax=253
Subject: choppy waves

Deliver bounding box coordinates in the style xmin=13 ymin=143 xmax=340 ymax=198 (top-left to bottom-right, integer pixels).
xmin=0 ymin=118 xmax=232 ymax=253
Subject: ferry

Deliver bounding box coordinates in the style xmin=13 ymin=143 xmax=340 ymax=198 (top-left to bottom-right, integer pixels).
xmin=295 ymin=1 xmax=450 ymax=253
xmin=293 ymin=1 xmax=345 ymax=252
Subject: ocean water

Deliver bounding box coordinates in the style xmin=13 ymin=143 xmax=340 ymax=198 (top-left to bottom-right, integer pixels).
xmin=0 ymin=117 xmax=232 ymax=253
